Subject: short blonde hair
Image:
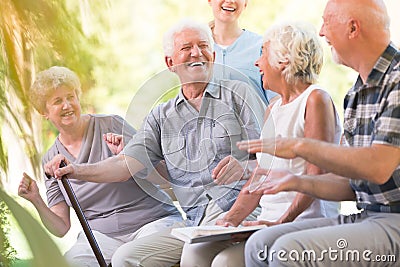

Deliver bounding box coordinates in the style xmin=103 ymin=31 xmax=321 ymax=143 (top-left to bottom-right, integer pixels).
xmin=29 ymin=66 xmax=81 ymax=114
xmin=263 ymin=21 xmax=323 ymax=84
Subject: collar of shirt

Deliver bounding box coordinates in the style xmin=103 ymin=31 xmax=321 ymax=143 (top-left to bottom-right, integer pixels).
xmin=175 ymin=76 xmax=221 ymax=106
xmin=352 ymin=42 xmax=399 ymax=93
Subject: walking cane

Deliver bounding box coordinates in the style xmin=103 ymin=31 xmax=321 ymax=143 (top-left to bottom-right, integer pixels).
xmin=49 ymin=161 xmax=110 ymax=267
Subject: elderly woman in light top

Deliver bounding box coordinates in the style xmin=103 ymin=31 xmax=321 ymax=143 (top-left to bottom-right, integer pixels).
xmin=186 ymin=21 xmax=342 ymax=267
xmin=18 ymin=66 xmax=181 ymax=266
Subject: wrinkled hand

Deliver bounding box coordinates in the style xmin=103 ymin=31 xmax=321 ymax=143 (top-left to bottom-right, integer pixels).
xmin=231 ymin=220 xmax=274 ymax=242
xmin=231 ymin=232 xmax=252 ymax=242
xmin=215 ymin=218 xmax=237 ymax=227
xmin=215 ymin=218 xmax=249 ymax=242
xmin=237 ymin=137 xmax=299 ymax=159
xmin=244 ymin=168 xmax=298 ymax=195
xmin=103 ymin=133 xmax=124 ymax=155
xmin=244 ymin=167 xmax=270 ymax=193
xmin=44 ymin=154 xmax=73 ymax=179
xmin=212 ymin=156 xmax=247 ymax=185
xmin=18 ymin=172 xmax=40 ymax=202
xmin=230 ymin=220 xmax=281 ymax=242
xmin=242 ymin=220 xmax=279 ymax=227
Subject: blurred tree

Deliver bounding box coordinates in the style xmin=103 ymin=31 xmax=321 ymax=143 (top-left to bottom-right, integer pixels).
xmin=84 ymin=0 xmax=354 ymax=122
xmin=0 ymin=200 xmax=16 ymax=266
xmin=1 ymin=188 xmax=71 ymax=267
xmin=5 ymin=0 xmax=396 ymax=261
xmin=0 ymin=0 xmax=97 ymax=264
xmin=0 ymin=0 xmax=97 ymax=181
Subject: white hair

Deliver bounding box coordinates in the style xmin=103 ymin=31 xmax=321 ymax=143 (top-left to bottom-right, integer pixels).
xmin=163 ymin=18 xmax=214 ymax=57
xmin=29 ymin=66 xmax=81 ymax=114
xmin=263 ymin=21 xmax=323 ymax=84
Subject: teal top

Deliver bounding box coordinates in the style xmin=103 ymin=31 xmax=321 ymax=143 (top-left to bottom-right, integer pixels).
xmin=213 ymin=29 xmax=278 ymax=105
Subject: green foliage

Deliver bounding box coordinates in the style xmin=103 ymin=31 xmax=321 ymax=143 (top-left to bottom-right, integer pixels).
xmin=0 ymin=189 xmax=70 ymax=267
xmin=0 ymin=133 xmax=7 ymax=178
xmin=0 ymin=0 xmax=98 ymax=263
xmin=0 ymin=0 xmax=99 ymax=181
xmin=0 ymin=0 xmax=375 ymax=261
xmin=81 ymin=0 xmax=355 ymax=121
xmin=0 ymin=201 xmax=16 ymax=267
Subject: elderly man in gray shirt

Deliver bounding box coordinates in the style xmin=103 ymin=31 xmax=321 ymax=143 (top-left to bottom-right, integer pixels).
xmin=46 ymin=18 xmax=264 ymax=267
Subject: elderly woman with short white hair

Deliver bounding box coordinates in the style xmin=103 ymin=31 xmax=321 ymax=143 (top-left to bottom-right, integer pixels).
xmin=18 ymin=66 xmax=181 ymax=266
xmin=193 ymin=20 xmax=343 ymax=267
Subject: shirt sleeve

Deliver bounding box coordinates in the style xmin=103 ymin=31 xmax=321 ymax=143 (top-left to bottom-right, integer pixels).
xmin=122 ymin=108 xmax=164 ymax=178
xmin=227 ymin=80 xmax=263 ymax=160
xmin=111 ymin=114 xmax=137 ymax=144
xmin=43 ymin=148 xmax=66 ymax=208
xmin=372 ymin=71 xmax=400 ymax=147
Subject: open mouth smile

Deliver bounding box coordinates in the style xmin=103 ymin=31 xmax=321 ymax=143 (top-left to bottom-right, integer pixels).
xmin=221 ymin=6 xmax=236 ymax=12
xmin=61 ymin=111 xmax=74 ymax=117
xmin=187 ymin=62 xmax=205 ymax=67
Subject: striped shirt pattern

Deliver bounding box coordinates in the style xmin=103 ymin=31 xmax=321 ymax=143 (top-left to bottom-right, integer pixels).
xmin=347 ymin=43 xmax=400 ymax=212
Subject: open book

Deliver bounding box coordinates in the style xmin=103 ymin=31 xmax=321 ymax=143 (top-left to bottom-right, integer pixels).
xmin=171 ymin=225 xmax=266 ymax=244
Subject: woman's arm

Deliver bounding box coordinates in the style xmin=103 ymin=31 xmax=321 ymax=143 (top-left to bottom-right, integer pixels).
xmin=18 ymin=173 xmax=71 ymax=237
xmin=216 ymin=179 xmax=262 ymax=227
xmin=275 ymin=89 xmax=338 ymax=223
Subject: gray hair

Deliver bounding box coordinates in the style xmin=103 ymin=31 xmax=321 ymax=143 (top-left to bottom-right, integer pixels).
xmin=263 ymin=21 xmax=323 ymax=84
xmin=163 ymin=18 xmax=214 ymax=57
xmin=29 ymin=66 xmax=81 ymax=114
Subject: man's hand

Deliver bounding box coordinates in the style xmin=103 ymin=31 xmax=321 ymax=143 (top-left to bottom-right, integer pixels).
xmin=237 ymin=137 xmax=300 ymax=159
xmin=244 ymin=168 xmax=299 ymax=195
xmin=103 ymin=133 xmax=124 ymax=155
xmin=212 ymin=155 xmax=248 ymax=185
xmin=44 ymin=154 xmax=73 ymax=179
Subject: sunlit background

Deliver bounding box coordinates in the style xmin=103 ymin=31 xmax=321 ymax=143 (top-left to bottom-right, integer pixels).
xmin=1 ymin=0 xmax=399 ymax=261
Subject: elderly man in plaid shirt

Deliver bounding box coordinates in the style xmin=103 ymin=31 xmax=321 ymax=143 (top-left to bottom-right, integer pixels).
xmin=239 ymin=0 xmax=400 ymax=266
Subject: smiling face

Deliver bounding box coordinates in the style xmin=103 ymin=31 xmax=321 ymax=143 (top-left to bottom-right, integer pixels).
xmin=165 ymin=28 xmax=214 ymax=85
xmin=43 ymin=85 xmax=81 ymax=130
xmin=208 ymin=0 xmax=247 ymax=23
xmin=255 ymin=42 xmax=282 ymax=93
xmin=319 ymin=1 xmax=350 ymax=66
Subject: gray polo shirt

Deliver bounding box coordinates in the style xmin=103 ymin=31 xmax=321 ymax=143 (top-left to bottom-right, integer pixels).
xmin=123 ymin=79 xmax=263 ymax=225
xmin=45 ymin=115 xmax=178 ymax=237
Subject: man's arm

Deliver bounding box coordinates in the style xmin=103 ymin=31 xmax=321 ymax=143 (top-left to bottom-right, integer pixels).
xmin=294 ymin=141 xmax=399 ymax=185
xmin=45 ymin=154 xmax=144 ymax=183
xmin=238 ymin=139 xmax=400 ymax=185
xmin=247 ymin=169 xmax=356 ymax=202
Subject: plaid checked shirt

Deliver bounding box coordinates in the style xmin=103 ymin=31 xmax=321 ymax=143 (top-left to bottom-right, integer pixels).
xmin=346 ymin=43 xmax=400 ymax=212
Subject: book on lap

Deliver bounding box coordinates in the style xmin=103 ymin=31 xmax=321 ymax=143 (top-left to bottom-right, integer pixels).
xmin=171 ymin=225 xmax=266 ymax=244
